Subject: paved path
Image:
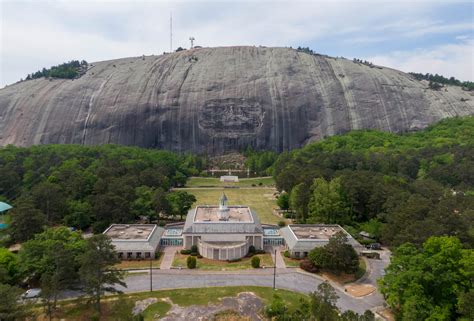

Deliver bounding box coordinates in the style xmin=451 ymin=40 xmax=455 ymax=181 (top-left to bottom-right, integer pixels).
xmin=160 ymin=246 xmax=180 ymax=270
xmin=268 ymin=246 xmax=286 ymax=268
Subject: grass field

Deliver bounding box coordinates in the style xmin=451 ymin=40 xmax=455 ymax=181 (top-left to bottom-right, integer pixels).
xmin=185 ymin=176 xmax=275 ymax=188
xmin=175 ymin=187 xmax=281 ymax=224
xmin=172 ymin=253 xmax=274 ymax=270
xmin=54 ymin=286 xmax=308 ymax=320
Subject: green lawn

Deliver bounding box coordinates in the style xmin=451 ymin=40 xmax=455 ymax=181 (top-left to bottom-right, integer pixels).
xmin=172 ymin=253 xmax=274 ymax=270
xmin=175 ymin=187 xmax=280 ymax=224
xmin=185 ymin=176 xmax=275 ymax=188
xmin=142 ymin=301 xmax=172 ymax=321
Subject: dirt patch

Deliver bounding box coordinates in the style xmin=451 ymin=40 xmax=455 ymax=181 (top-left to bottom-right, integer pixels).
xmin=377 ymin=307 xmax=396 ymax=321
xmin=321 ymin=272 xmax=356 ymax=284
xmin=161 ymin=292 xmax=264 ymax=321
xmin=344 ymin=284 xmax=376 ymax=297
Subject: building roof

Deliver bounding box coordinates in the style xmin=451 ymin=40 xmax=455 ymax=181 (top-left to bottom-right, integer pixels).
xmin=194 ymin=206 xmax=253 ymax=223
xmin=104 ymin=224 xmax=164 ymax=252
xmin=104 ymin=224 xmax=155 ymax=240
xmin=183 ymin=207 xmax=262 ymax=234
xmin=281 ymin=224 xmax=360 ymax=252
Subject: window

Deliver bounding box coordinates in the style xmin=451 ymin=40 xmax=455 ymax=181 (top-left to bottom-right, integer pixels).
xmin=145 ymin=252 xmax=151 ymax=258
xmin=136 ymin=252 xmax=142 ymax=259
xmin=304 ymin=252 xmax=308 ymax=257
xmin=118 ymin=252 xmax=123 ymax=259
xmin=294 ymin=252 xmax=300 ymax=258
xmin=127 ymin=252 xmax=133 ymax=259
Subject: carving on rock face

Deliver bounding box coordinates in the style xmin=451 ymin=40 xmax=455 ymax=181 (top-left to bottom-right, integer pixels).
xmin=198 ymin=98 xmax=265 ymax=138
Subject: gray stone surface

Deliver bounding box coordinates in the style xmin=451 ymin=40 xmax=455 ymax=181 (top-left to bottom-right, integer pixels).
xmin=1 ymin=46 xmax=472 ymax=153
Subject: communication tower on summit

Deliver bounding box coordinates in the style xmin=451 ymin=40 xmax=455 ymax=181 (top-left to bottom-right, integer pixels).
xmin=189 ymin=36 xmax=195 ymax=49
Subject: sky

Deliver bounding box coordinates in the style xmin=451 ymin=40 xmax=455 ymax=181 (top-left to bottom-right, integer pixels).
xmin=1 ymin=0 xmax=473 ymax=87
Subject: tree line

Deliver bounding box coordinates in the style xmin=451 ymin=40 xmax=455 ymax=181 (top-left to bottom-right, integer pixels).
xmin=25 ymin=60 xmax=88 ymax=80
xmin=274 ymin=116 xmax=474 ymax=248
xmin=0 ymin=144 xmax=204 ymax=243
xmin=409 ymin=72 xmax=474 ymax=90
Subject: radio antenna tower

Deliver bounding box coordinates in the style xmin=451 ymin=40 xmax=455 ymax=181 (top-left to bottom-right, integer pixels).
xmin=189 ymin=36 xmax=195 ymax=49
xmin=169 ymin=12 xmax=173 ymax=52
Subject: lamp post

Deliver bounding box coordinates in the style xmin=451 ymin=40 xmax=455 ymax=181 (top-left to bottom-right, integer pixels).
xmin=149 ymin=254 xmax=153 ymax=292
xmin=273 ymin=249 xmax=277 ymax=290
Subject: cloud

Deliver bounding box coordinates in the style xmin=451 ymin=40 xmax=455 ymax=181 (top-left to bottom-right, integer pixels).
xmin=1 ymin=0 xmax=473 ymax=86
xmin=365 ymin=39 xmax=474 ymax=81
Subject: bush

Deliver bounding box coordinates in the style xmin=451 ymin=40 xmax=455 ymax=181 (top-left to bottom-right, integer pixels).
xmin=190 ymin=252 xmax=198 ymax=256
xmin=248 ymin=245 xmax=256 ymax=255
xmin=283 ymin=250 xmax=290 ymax=258
xmin=187 ymin=256 xmax=197 ymax=269
xmin=155 ymin=252 xmax=161 ymax=259
xmin=180 ymin=249 xmax=191 ymax=255
xmin=278 ymin=220 xmax=286 ymax=227
xmin=264 ymin=294 xmax=288 ymax=318
xmin=251 ymin=256 xmax=260 ymax=268
xmin=300 ymin=259 xmax=319 ymax=273
xmin=197 ymin=254 xmax=203 ymax=259
xmin=255 ymin=249 xmax=266 ymax=254
xmin=190 ymin=244 xmax=198 ymax=253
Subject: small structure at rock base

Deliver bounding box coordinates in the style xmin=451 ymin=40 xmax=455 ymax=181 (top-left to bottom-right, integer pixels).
xmin=220 ymin=175 xmax=239 ymax=182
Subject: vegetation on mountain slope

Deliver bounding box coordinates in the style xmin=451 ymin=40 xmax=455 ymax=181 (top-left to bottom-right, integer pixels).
xmin=274 ymin=116 xmax=474 ymax=247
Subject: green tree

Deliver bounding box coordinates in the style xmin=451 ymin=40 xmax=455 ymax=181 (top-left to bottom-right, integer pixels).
xmin=310 ymin=282 xmax=340 ymax=321
xmin=264 ymin=294 xmax=288 ymax=319
xmin=379 ymin=236 xmax=473 ymax=320
xmin=19 ymin=226 xmax=85 ymax=285
xmin=277 ymin=192 xmax=290 ymax=210
xmin=153 ymin=187 xmax=170 ymax=223
xmin=308 ymin=177 xmax=348 ymax=224
xmin=131 ymin=186 xmax=156 ymax=223
xmin=64 ymin=200 xmax=92 ymax=230
xmin=289 ymin=182 xmax=310 ymax=222
xmin=251 ymin=256 xmax=260 ymax=268
xmin=79 ymin=234 xmax=125 ymax=315
xmin=186 ymin=256 xmax=197 ymax=269
xmin=0 ymin=249 xmax=18 ymax=285
xmin=0 ymin=283 xmax=33 ymax=320
xmin=9 ymin=197 xmax=47 ymax=243
xmin=31 ymin=181 xmax=67 ymax=222
xmin=166 ymin=191 xmax=196 ymax=220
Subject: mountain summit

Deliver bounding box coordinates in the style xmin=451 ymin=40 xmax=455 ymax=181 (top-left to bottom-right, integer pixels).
xmin=0 ymin=46 xmax=472 ymax=153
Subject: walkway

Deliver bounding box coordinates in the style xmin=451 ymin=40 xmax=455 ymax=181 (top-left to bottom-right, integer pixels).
xmin=269 ymin=246 xmax=286 ymax=268
xmin=160 ymin=246 xmax=180 ymax=270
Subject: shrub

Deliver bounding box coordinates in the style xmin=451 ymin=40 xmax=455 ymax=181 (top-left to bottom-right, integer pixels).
xmin=300 ymin=259 xmax=319 ymax=273
xmin=190 ymin=244 xmax=198 ymax=253
xmin=255 ymin=249 xmax=266 ymax=254
xmin=197 ymin=254 xmax=203 ymax=259
xmin=283 ymin=250 xmax=290 ymax=258
xmin=187 ymin=256 xmax=197 ymax=269
xmin=278 ymin=220 xmax=286 ymax=227
xmin=248 ymin=245 xmax=256 ymax=255
xmin=264 ymin=294 xmax=288 ymax=318
xmin=258 ymin=182 xmax=263 ymax=186
xmin=155 ymin=252 xmax=161 ymax=259
xmin=251 ymin=256 xmax=260 ymax=268
xmin=190 ymin=252 xmax=198 ymax=256
xmin=180 ymin=249 xmax=191 ymax=255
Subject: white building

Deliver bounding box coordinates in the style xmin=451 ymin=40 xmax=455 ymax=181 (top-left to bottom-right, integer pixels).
xmin=104 ymin=224 xmax=164 ymax=260
xmin=220 ymin=175 xmax=239 ymax=182
xmin=181 ymin=193 xmax=263 ymax=260
xmin=280 ymin=224 xmax=362 ymax=258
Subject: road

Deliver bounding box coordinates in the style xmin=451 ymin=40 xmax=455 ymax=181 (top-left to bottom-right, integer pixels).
xmin=116 ymin=268 xmax=385 ymax=314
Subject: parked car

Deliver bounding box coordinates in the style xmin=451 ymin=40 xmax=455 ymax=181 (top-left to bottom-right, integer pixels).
xmin=22 ymin=288 xmax=41 ymax=299
xmin=366 ymin=243 xmax=382 ymax=250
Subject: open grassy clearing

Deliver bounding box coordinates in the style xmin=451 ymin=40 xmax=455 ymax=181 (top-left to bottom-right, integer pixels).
xmin=172 ymin=253 xmax=274 ymax=270
xmin=185 ymin=176 xmax=275 ymax=188
xmin=175 ymin=187 xmax=280 ymax=224
xmin=46 ymin=286 xmax=307 ymax=320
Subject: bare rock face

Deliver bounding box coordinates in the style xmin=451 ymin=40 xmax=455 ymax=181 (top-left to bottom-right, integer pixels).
xmin=0 ymin=46 xmax=472 ymax=153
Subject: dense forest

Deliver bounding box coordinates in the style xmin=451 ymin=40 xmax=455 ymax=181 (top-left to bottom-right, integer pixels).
xmin=274 ymin=116 xmax=474 ymax=247
xmin=409 ymin=72 xmax=474 ymax=90
xmin=0 ymin=145 xmax=205 ymax=243
xmin=25 ymin=60 xmax=88 ymax=80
